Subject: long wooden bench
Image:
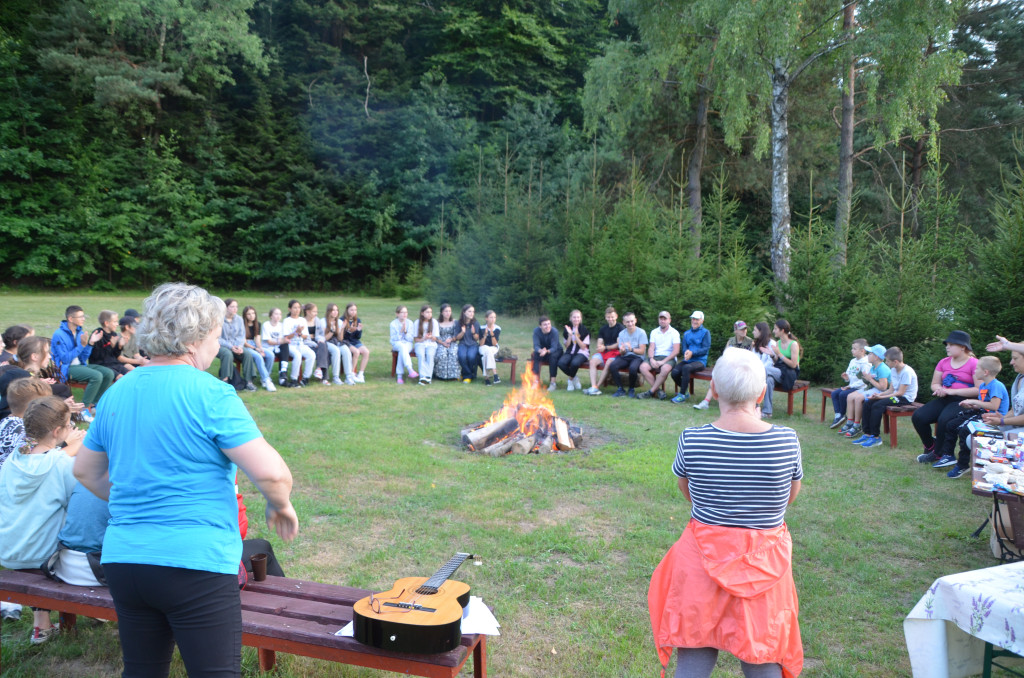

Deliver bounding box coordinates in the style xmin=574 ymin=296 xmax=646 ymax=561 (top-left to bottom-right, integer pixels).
xmin=391 ymin=351 xmax=518 ymax=385
xmin=0 ymin=569 xmax=486 ymax=677
xmin=820 ymin=387 xmax=925 ymax=448
xmin=689 ymin=368 xmax=807 ymax=416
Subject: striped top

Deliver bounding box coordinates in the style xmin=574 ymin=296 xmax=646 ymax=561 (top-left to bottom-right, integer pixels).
xmin=672 ymin=424 xmax=803 ymax=529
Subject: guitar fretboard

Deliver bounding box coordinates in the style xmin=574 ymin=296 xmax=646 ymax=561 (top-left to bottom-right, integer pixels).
xmin=416 ymin=552 xmax=472 ymax=595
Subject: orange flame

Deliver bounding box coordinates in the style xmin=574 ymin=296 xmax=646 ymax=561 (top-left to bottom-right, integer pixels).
xmin=484 ymin=369 xmax=557 ymax=436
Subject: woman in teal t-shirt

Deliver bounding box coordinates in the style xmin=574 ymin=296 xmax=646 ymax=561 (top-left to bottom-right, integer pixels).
xmin=74 ymin=282 xmax=299 ymax=678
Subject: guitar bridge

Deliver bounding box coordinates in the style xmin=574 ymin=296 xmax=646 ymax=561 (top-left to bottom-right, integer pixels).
xmin=383 ymin=602 xmax=437 ymax=612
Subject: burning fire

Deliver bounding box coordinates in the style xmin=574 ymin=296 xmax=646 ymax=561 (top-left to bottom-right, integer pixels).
xmin=484 ymin=369 xmax=557 ymax=436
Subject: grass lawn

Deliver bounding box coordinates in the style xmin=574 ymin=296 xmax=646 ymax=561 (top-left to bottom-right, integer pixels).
xmin=0 ymin=291 xmax=1018 ymax=677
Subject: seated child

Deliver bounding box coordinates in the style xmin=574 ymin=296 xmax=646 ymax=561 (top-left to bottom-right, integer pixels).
xmin=87 ymin=310 xmax=128 ymax=377
xmin=830 ymin=338 xmax=870 ymax=428
xmin=854 ymin=347 xmax=919 ymax=448
xmin=479 ymin=311 xmax=502 ymax=386
xmin=935 ymin=356 xmax=1009 ymax=477
xmin=0 ymin=396 xmax=83 ymax=643
xmin=842 ymin=345 xmax=890 ymax=439
xmin=117 ymin=315 xmax=149 ymax=372
xmin=0 ymin=378 xmax=56 ymax=469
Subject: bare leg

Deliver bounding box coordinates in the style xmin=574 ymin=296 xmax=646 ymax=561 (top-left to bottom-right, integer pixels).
xmin=651 ymin=364 xmax=672 ymax=393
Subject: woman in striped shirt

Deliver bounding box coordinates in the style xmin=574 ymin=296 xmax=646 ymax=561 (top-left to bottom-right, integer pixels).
xmin=648 ymin=347 xmax=804 ymax=678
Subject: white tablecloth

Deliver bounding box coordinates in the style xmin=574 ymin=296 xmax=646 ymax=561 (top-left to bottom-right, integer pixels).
xmin=904 ymin=560 xmax=1024 ymax=677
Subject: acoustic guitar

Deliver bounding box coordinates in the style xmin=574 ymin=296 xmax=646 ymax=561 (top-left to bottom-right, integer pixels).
xmin=352 ymin=552 xmax=474 ymax=654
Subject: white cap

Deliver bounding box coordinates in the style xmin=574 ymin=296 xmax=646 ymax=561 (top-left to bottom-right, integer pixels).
xmin=690 ymin=311 xmax=704 ymax=321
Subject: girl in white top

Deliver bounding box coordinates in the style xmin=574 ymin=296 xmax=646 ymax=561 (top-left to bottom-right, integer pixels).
xmin=261 ymin=307 xmax=289 ymax=385
xmin=478 ymin=310 xmax=502 ymax=385
xmin=343 ymin=303 xmax=370 ymax=383
xmin=242 ymin=305 xmax=276 ymax=392
xmin=413 ymin=304 xmax=439 ymax=386
xmin=282 ymin=299 xmax=315 ymax=387
xmin=324 ymin=303 xmax=355 ymax=385
xmin=389 ymin=305 xmax=417 ymax=384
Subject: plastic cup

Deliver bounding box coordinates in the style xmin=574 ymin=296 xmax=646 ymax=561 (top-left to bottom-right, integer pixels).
xmin=250 ymin=553 xmax=268 ymax=582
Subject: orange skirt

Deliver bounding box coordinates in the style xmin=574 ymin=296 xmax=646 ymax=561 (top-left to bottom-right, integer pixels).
xmin=648 ymin=520 xmax=802 ymax=678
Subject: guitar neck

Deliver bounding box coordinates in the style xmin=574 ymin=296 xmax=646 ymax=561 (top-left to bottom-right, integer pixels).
xmin=417 ymin=552 xmax=473 ymax=594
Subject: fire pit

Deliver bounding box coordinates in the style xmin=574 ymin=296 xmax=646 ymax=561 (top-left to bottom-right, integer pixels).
xmin=460 ymin=370 xmax=583 ymax=456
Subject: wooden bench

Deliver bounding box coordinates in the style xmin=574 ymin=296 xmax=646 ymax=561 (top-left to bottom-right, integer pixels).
xmin=392 ymin=350 xmax=518 ymax=385
xmin=0 ymin=569 xmax=486 ymax=677
xmin=690 ymin=369 xmax=807 ymax=416
xmin=883 ymin=402 xmax=924 ymax=449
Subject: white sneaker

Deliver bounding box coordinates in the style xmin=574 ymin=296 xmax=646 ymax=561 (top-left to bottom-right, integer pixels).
xmin=572 ymin=376 xmax=582 ymax=391
xmin=693 ymin=400 xmax=710 ymax=410
xmin=262 ymin=378 xmax=277 ymax=392
xmin=345 ymin=374 xmax=357 ymax=385
xmin=548 ymin=381 xmax=557 ymax=392
xmin=355 ymin=372 xmax=365 ymax=383
xmin=314 ymin=368 xmax=323 ymax=380
xmin=567 ymin=380 xmax=576 ymax=392
xmin=332 ymin=377 xmax=344 ymax=385
xmin=1 ymin=602 xmax=21 ymax=620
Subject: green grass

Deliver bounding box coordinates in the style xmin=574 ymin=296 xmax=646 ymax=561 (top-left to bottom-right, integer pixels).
xmin=1 ymin=291 xmax=1021 ymax=676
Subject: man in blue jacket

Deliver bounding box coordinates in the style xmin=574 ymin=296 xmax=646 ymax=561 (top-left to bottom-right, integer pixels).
xmin=670 ymin=310 xmax=711 ymax=403
xmin=50 ymin=306 xmax=114 ymax=422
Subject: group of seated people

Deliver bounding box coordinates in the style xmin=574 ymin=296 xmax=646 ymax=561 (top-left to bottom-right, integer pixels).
xmin=389 ymin=303 xmax=505 ymax=385
xmin=525 ymin=307 xmax=801 ymax=418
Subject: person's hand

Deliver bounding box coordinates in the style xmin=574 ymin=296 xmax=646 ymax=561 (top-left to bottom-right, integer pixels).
xmin=684 ymin=350 xmax=693 ymax=361
xmin=986 ymin=336 xmax=1010 ymax=352
xmin=66 ymin=428 xmax=86 ymax=444
xmin=266 ymin=502 xmax=299 ymax=542
xmin=43 ymin=377 xmax=57 ymax=385
xmin=65 ymin=397 xmax=85 ymax=413
xmin=89 ymin=330 xmax=103 ymax=345
xmin=232 ymin=346 xmax=244 ymax=354
xmin=933 ymin=385 xmax=946 ymax=397
xmin=982 ymin=412 xmax=1003 ymax=425
xmin=841 ymin=372 xmax=849 ymax=381
xmin=961 ymin=399 xmax=980 ymax=409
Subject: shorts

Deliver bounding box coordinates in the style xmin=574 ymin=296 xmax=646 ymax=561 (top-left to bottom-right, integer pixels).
xmin=599 ymin=350 xmax=620 ymax=364
xmin=648 ymin=355 xmax=677 ymax=367
xmin=861 ymin=388 xmax=880 ymax=399
xmin=347 ymin=341 xmax=365 ymax=349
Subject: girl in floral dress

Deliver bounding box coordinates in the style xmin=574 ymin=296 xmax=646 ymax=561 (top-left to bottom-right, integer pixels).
xmin=433 ymin=303 xmax=460 ymax=381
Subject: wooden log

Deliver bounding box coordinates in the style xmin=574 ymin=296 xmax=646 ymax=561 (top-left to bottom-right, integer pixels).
xmin=534 ymin=434 xmax=554 ymax=454
xmin=569 ymin=425 xmax=583 ymax=448
xmin=480 ymin=435 xmax=517 ymax=457
xmin=464 ymin=417 xmax=518 ymax=450
xmin=555 ymin=417 xmax=574 ymax=451
xmin=459 ymin=421 xmax=487 ymax=446
xmin=509 ymin=432 xmax=537 ymax=455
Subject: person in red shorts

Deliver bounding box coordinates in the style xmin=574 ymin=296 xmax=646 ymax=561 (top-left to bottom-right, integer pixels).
xmin=583 ymin=306 xmax=625 ymax=396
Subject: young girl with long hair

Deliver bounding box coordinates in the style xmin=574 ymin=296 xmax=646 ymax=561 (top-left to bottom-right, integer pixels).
xmin=413 ymin=304 xmax=439 ymax=386
xmin=754 ymin=322 xmax=782 ymax=418
xmin=343 ymin=303 xmax=370 ymax=383
xmin=478 ymin=311 xmax=502 ymax=385
xmin=433 ymin=304 xmax=460 ymax=381
xmin=324 ymin=303 xmax=355 ymax=385
xmin=456 ymin=305 xmax=481 ymax=383
xmin=242 ymin=306 xmax=276 ymax=392
xmin=389 ymin=305 xmax=417 ymax=384
xmin=262 ymin=308 xmax=289 ymax=385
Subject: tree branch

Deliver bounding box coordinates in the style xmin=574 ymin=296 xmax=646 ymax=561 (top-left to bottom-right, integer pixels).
xmin=791 ymin=37 xmax=855 ymax=82
xmin=364 ymin=56 xmax=371 ymax=118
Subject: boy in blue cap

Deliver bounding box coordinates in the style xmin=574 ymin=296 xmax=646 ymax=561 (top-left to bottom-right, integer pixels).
xmin=845 ymin=344 xmax=891 ymax=441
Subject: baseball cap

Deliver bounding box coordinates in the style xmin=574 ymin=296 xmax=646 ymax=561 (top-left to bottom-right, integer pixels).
xmin=658 ymin=311 xmax=670 ymax=319
xmin=869 ymin=344 xmax=886 ymax=359
xmin=119 ymin=316 xmax=137 ymax=329
xmin=690 ymin=311 xmax=704 ymax=321
xmin=734 ymin=320 xmax=747 ymax=329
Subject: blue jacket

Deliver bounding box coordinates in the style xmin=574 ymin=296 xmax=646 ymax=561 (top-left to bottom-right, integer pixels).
xmin=683 ymin=326 xmax=711 ymax=366
xmin=50 ymin=320 xmax=92 ymax=380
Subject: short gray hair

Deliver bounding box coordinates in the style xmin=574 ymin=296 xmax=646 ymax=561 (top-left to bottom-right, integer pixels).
xmin=137 ymin=283 xmax=225 ymax=357
xmin=711 ymin=347 xmax=767 ymax=405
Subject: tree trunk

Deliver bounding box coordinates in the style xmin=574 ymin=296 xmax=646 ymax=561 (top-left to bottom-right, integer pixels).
xmin=834 ymin=1 xmax=857 ymax=266
xmin=770 ymin=59 xmax=792 ymax=284
xmin=909 ymin=133 xmax=927 ymax=235
xmin=686 ymin=84 xmax=709 ymax=255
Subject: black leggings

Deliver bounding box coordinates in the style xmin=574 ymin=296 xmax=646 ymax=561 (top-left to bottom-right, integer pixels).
xmin=531 ymin=348 xmax=562 ymax=380
xmin=863 ymin=396 xmax=910 ymax=436
xmin=105 ymin=563 xmax=241 ymax=678
xmin=671 ymin=359 xmax=706 ymax=388
xmin=911 ymin=395 xmax=965 ymax=452
xmin=557 ymin=352 xmax=588 ymax=378
xmin=609 ymin=354 xmax=643 ymax=388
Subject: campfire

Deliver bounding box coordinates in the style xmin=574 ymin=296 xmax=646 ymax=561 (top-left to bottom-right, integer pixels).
xmin=461 ymin=370 xmax=583 ymax=456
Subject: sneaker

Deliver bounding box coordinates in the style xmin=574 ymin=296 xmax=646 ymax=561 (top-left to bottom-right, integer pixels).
xmin=627 ymin=388 xmax=636 ymax=398
xmin=80 ymin=410 xmax=95 ymax=423
xmin=463 ymin=378 xmax=471 ymax=384
xmin=917 ymin=451 xmax=939 ymax=464
xmin=314 ymin=368 xmax=323 ymax=380
xmin=1 ymin=603 xmax=21 ymax=621
xmin=262 ymin=378 xmax=277 ymax=392
xmin=612 ymin=388 xmax=627 ymax=398
xmin=585 ymin=387 xmax=602 ymax=396
xmin=244 ymin=381 xmax=257 ymax=392
xmin=397 ymin=376 xmax=404 ymax=385
xmin=30 ymin=624 xmax=59 ymax=645
xmin=572 ymin=376 xmax=582 ymax=391
xmin=638 ymin=390 xmax=653 ymax=399
xmin=493 ymin=375 xmax=501 ymax=385
xmin=332 ymin=377 xmax=344 ymax=385
xmin=345 ymin=374 xmax=357 ymax=385
xmin=843 ymin=424 xmax=862 ymax=437
xmin=671 ymin=393 xmax=687 ymax=404
xmin=861 ymin=436 xmax=883 ymax=448
xmin=355 ymin=372 xmax=365 ymax=383
xmin=657 ymin=390 xmax=668 ymax=401
xmin=567 ymin=380 xmax=576 ymax=392
xmin=932 ymin=454 xmax=958 ymax=469
xmin=839 ymin=422 xmax=853 ymax=434
xmin=947 ymin=465 xmax=971 ymax=479
xmin=850 ymin=434 xmax=869 ymax=445
xmin=548 ymin=381 xmax=557 ymax=392
xmin=321 ymin=379 xmax=330 ymax=385
xmin=693 ymin=400 xmax=710 ymax=410
xmin=418 ymin=378 xmax=428 ymax=386
xmin=485 ymin=378 xmax=492 ymax=386
xmin=278 ymin=376 xmax=286 ymax=386
xmin=829 ymin=414 xmax=847 ymax=429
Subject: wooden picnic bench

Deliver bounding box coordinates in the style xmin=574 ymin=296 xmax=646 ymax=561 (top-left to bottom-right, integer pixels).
xmin=820 ymin=387 xmax=925 ymax=448
xmin=391 ymin=351 xmax=518 ymax=385
xmin=0 ymin=569 xmax=486 ymax=677
xmin=688 ymin=368 xmax=807 ymax=416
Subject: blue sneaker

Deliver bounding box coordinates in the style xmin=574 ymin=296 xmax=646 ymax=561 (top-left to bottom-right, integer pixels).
xmin=612 ymin=388 xmax=627 ymax=398
xmin=671 ymin=393 xmax=689 ymax=404
xmin=850 ymin=434 xmax=869 ymax=445
xmin=861 ymin=436 xmax=883 ymax=448
xmin=932 ymin=454 xmax=957 ymax=469
xmin=627 ymin=388 xmax=637 ymax=398
xmin=947 ymin=465 xmax=971 ymax=479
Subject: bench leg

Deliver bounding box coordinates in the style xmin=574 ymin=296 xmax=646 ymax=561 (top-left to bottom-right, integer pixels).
xmin=508 ymin=360 xmax=517 ymax=386
xmin=258 ymin=647 xmax=276 ymax=671
xmin=821 ymin=393 xmax=827 ymax=422
xmin=474 ymin=634 xmax=487 ymax=678
xmin=801 ymin=390 xmax=807 ymax=415
xmin=888 ymin=413 xmax=898 ymax=449
xmin=58 ymin=611 xmax=77 ymax=633
xmin=787 ymin=392 xmax=795 ymax=416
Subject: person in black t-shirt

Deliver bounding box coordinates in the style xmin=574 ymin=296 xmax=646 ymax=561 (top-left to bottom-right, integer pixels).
xmin=584 ymin=307 xmax=625 ymax=395
xmin=88 ymin=311 xmax=128 ymax=377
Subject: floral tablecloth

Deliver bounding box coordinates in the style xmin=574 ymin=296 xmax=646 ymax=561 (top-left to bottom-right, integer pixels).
xmin=904 ymin=560 xmax=1024 ymax=677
